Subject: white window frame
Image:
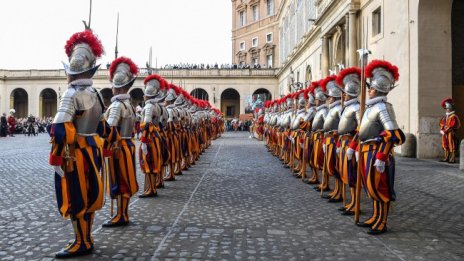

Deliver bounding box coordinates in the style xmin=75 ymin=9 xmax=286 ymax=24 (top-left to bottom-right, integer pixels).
xmin=239 ymin=41 xmax=246 ymax=51
xmin=239 ymin=11 xmax=246 ymax=27
xmin=372 ymin=7 xmax=382 ymax=36
xmin=252 ymin=5 xmax=259 ymax=21
xmin=266 ymin=0 xmax=274 ymax=16
xmin=252 ymin=37 xmax=258 ymax=48
xmin=266 ymin=33 xmax=273 ymax=43
xmin=267 ymin=54 xmax=273 ymax=68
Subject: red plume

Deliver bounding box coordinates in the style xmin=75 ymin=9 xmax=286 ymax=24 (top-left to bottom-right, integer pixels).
xmin=144 ymin=74 xmax=163 ymax=86
xmin=320 ymin=75 xmax=337 ymax=90
xmin=441 ymin=98 xmax=454 ymax=108
xmin=309 ymin=80 xmax=321 ymax=94
xmin=336 ymin=67 xmax=361 ymax=86
xmin=109 ymin=57 xmax=139 ymax=80
xmin=365 ymin=60 xmax=399 ymax=81
xmin=65 ymin=30 xmax=104 ymax=58
xmin=303 ymin=88 xmax=310 ymax=100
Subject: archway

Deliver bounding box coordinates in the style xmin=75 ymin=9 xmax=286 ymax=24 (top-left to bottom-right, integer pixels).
xmin=39 ymin=88 xmax=57 ymax=118
xmin=305 ymin=65 xmax=312 ymax=85
xmin=190 ymin=88 xmax=209 ymax=101
xmin=129 ymin=88 xmax=144 ymax=108
xmin=252 ymin=88 xmax=272 ymax=101
xmin=10 ymin=88 xmax=28 ymax=118
xmin=100 ymin=88 xmax=113 ymax=108
xmin=221 ymin=88 xmax=240 ymax=119
xmin=248 ymin=88 xmax=272 ymax=113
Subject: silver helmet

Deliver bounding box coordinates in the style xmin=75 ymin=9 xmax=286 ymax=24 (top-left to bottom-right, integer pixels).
xmin=297 ymin=92 xmax=306 ymax=107
xmin=63 ymin=30 xmax=103 ymax=76
xmin=323 ymin=76 xmax=342 ymax=98
xmin=165 ymin=87 xmax=178 ymax=102
xmin=174 ymin=94 xmax=185 ymax=106
xmin=286 ymin=95 xmax=294 ymax=107
xmin=143 ymin=75 xmax=162 ymax=97
xmin=366 ymin=60 xmax=399 ymax=94
xmin=337 ymin=67 xmax=361 ymax=97
xmin=110 ymin=57 xmax=138 ymax=88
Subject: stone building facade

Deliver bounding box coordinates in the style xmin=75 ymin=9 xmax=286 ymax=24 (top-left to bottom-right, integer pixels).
xmin=231 ymin=0 xmax=281 ymax=68
xmin=274 ymin=0 xmax=463 ymax=159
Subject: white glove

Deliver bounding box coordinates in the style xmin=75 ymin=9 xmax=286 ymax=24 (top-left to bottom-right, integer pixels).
xmin=336 ymin=147 xmax=340 ymax=154
xmin=54 ymin=166 xmax=65 ymax=178
xmin=141 ymin=143 xmax=148 ymax=155
xmin=346 ymin=148 xmax=354 ymax=160
xmin=299 ymin=142 xmax=304 ymax=148
xmin=322 ymin=144 xmax=326 ymax=154
xmin=374 ymin=159 xmax=385 ymax=173
xmin=440 ymin=130 xmax=445 ymax=135
xmin=355 ymin=151 xmax=359 ymax=162
xmin=290 ymin=137 xmax=295 ymax=144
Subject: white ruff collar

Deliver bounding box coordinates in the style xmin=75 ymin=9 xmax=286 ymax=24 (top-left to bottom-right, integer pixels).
xmin=343 ymin=98 xmax=358 ymax=107
xmin=329 ymin=100 xmax=341 ymax=109
xmin=446 ymin=111 xmax=455 ymax=116
xmin=69 ymin=79 xmax=93 ymax=87
xmin=316 ymin=104 xmax=327 ymax=111
xmin=366 ymin=96 xmax=387 ymax=106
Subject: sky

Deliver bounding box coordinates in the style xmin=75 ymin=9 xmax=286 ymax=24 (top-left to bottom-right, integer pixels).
xmin=0 ymin=0 xmax=232 ymax=70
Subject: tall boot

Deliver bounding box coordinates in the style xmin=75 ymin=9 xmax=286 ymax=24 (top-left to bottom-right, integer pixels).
xmin=85 ymin=213 xmax=95 ymax=245
xmin=342 ymin=187 xmax=356 ymax=215
xmin=440 ymin=151 xmax=449 ymax=162
xmin=139 ymin=174 xmax=158 ymax=198
xmin=102 ymin=196 xmax=129 ymax=227
xmin=55 ymin=217 xmax=93 ymax=258
xmin=164 ymin=163 xmax=176 ymax=181
xmin=156 ymin=172 xmax=165 ymax=188
xmin=356 ymin=200 xmax=380 ymax=228
xmin=368 ymin=201 xmax=389 ymax=235
xmin=448 ymin=151 xmax=456 ymax=163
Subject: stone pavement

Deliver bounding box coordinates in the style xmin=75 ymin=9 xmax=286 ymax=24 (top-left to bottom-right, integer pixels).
xmin=0 ymin=132 xmax=463 ymax=261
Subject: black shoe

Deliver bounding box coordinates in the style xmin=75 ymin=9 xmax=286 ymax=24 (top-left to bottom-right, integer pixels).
xmin=367 ymin=227 xmax=387 ymax=235
xmin=138 ymin=192 xmax=158 ymax=198
xmin=356 ymin=222 xmax=373 ymax=228
xmin=55 ymin=244 xmax=93 ymax=259
xmin=314 ymin=187 xmax=321 ymax=192
xmin=328 ymin=198 xmax=342 ymax=203
xmin=102 ymin=219 xmax=129 ymax=228
xmin=338 ymin=207 xmax=346 ymax=211
xmin=342 ymin=210 xmax=355 ymax=216
xmin=321 ymin=195 xmax=331 ymax=199
xmin=175 ymin=171 xmax=183 ymax=175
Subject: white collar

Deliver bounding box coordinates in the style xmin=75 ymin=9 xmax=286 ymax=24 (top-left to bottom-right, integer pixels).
xmin=111 ymin=94 xmax=130 ymax=103
xmin=329 ymin=100 xmax=341 ymax=109
xmin=316 ymin=104 xmax=327 ymax=111
xmin=69 ymin=79 xmax=93 ymax=87
xmin=366 ymin=96 xmax=387 ymax=106
xmin=343 ymin=98 xmax=358 ymax=107
xmin=446 ymin=111 xmax=455 ymax=116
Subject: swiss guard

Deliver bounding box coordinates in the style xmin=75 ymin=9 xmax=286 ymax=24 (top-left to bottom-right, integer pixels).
xmin=321 ymin=75 xmax=343 ymax=202
xmin=335 ymin=67 xmax=361 ymax=215
xmin=353 ymin=60 xmax=405 ymax=235
xmin=49 ymin=30 xmax=105 ymax=258
xmin=139 ymin=74 xmax=166 ymax=197
xmin=102 ymin=57 xmax=139 ymax=227
xmin=439 ymin=98 xmax=460 ymax=163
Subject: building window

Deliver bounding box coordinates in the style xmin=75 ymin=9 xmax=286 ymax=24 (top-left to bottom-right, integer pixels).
xmin=252 ymin=5 xmax=259 ymax=21
xmin=240 ymin=42 xmax=245 ymax=51
xmin=372 ymin=7 xmax=381 ymax=36
xmin=240 ymin=11 xmax=246 ymax=27
xmin=266 ymin=33 xmax=273 ymax=43
xmin=266 ymin=55 xmax=273 ymax=68
xmin=252 ymin=58 xmax=259 ymax=65
xmin=266 ymin=0 xmax=274 ymax=16
xmin=252 ymin=37 xmax=258 ymax=47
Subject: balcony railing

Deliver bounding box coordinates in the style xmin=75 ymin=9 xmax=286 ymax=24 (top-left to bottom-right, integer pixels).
xmin=1 ymin=68 xmax=279 ymax=79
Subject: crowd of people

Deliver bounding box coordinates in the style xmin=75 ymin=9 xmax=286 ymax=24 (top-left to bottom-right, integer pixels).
xmin=162 ymin=63 xmax=272 ymax=70
xmin=224 ymin=119 xmax=252 ymax=132
xmin=0 ymin=111 xmax=51 ymax=137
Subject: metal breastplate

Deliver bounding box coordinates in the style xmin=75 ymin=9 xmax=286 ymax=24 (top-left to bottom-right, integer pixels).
xmin=312 ymin=107 xmax=327 ymax=131
xmin=119 ymin=100 xmax=136 ymax=138
xmin=359 ymin=101 xmax=399 ymax=141
xmin=323 ymin=104 xmax=341 ymax=132
xmin=73 ymin=87 xmax=103 ymax=134
xmin=304 ymin=108 xmax=316 ymax=123
xmin=338 ymin=103 xmax=360 ymax=135
xmin=161 ymin=106 xmax=169 ymax=127
xmin=291 ymin=110 xmax=306 ymax=130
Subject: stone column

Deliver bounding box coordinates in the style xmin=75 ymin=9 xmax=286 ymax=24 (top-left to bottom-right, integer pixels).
xmin=321 ymin=36 xmax=329 ymax=77
xmin=348 ymin=11 xmax=358 ymax=67
xmin=344 ymin=15 xmax=350 ymax=66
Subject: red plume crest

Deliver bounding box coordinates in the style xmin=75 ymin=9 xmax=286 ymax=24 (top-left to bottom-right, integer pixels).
xmin=109 ymin=57 xmax=139 ymax=80
xmin=65 ymin=30 xmax=104 ymax=58
xmin=144 ymin=74 xmax=163 ymax=86
xmin=365 ymin=60 xmax=399 ymax=81
xmin=336 ymin=67 xmax=361 ymax=86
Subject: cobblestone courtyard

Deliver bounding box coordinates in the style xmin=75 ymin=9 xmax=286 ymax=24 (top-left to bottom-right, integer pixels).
xmin=0 ymin=132 xmax=463 ymax=260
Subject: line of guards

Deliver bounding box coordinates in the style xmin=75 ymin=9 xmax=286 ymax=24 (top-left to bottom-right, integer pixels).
xmin=261 ymin=62 xmax=406 ymax=236
xmin=48 ymin=30 xmax=224 ymax=258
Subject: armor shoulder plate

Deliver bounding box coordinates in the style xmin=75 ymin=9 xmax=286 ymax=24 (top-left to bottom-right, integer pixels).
xmin=105 ymin=101 xmax=123 ymax=127
xmin=74 ymin=87 xmax=98 ymax=111
xmin=53 ymin=87 xmax=76 ymax=123
xmin=143 ymin=103 xmax=155 ymax=123
xmin=376 ymin=102 xmax=399 ymax=130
